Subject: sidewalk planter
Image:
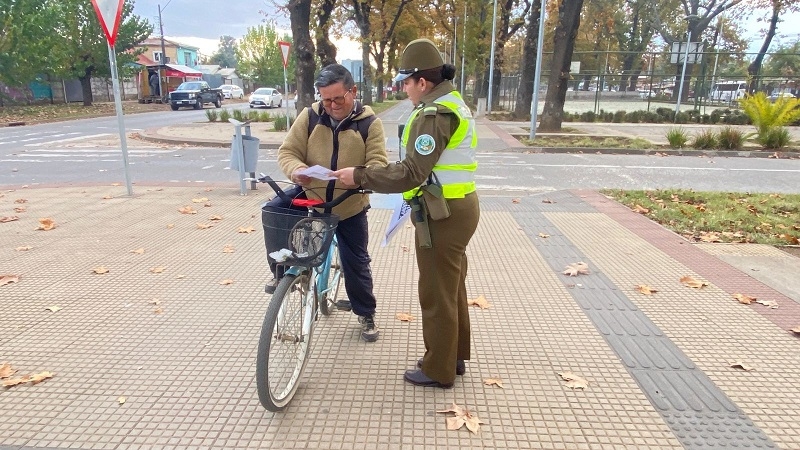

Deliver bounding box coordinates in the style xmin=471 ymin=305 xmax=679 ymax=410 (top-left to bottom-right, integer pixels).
xmin=230 ymin=135 xmax=260 ymax=172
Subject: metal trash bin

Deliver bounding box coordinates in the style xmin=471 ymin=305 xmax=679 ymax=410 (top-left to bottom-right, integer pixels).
xmin=230 ymin=135 xmax=260 ymax=172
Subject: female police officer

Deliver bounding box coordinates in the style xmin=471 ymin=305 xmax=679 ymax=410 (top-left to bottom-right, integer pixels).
xmin=333 ymin=38 xmax=479 ymax=388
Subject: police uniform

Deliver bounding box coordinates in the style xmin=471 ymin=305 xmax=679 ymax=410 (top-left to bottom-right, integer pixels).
xmin=352 ymin=39 xmax=480 ymax=386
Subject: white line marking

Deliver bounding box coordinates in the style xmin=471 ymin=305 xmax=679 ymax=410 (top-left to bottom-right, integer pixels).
xmin=24 ymin=133 xmax=111 ymax=146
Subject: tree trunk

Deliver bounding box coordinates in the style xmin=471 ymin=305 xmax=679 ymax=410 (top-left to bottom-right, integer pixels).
xmin=79 ymin=73 xmax=93 ymax=107
xmin=289 ymin=0 xmax=316 ymax=111
xmin=539 ymin=0 xmax=585 ymax=132
xmin=747 ymin=2 xmax=779 ymax=94
xmin=513 ymin=0 xmax=541 ymax=120
xmin=315 ymin=0 xmax=338 ymax=67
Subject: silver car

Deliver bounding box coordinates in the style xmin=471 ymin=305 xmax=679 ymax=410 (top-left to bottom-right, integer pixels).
xmin=220 ymin=85 xmax=244 ymax=99
xmin=249 ymin=88 xmax=283 ymax=108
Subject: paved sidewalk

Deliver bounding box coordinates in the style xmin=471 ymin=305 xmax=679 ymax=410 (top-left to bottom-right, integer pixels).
xmin=1 ymin=184 xmax=799 ymax=449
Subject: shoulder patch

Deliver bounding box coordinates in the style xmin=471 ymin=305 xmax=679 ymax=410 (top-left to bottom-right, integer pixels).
xmin=414 ymin=134 xmax=436 ymax=155
xmin=423 ymin=106 xmax=438 ymax=116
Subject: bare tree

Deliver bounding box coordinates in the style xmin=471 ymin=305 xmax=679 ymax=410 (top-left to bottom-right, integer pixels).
xmin=288 ymin=0 xmax=317 ymax=111
xmin=513 ymin=0 xmax=541 ymax=119
xmin=315 ymin=0 xmax=338 ymax=66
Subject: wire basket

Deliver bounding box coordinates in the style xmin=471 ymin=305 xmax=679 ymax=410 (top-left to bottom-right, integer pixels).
xmin=261 ymin=205 xmax=339 ymax=268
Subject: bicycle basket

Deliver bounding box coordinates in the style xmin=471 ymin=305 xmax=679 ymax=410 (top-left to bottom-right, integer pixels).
xmin=261 ymin=205 xmax=339 ymax=267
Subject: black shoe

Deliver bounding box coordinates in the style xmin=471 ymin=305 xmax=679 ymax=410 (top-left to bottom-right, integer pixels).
xmin=358 ymin=314 xmax=379 ymax=342
xmin=417 ymin=358 xmax=466 ymax=376
xmin=403 ymin=369 xmax=453 ymax=388
xmin=264 ymin=278 xmax=279 ymax=294
xmin=335 ymin=300 xmax=352 ymax=311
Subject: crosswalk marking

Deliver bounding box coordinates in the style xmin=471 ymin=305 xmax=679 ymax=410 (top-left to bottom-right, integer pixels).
xmin=1 ymin=147 xmax=177 ymax=163
xmin=23 ymin=133 xmax=112 ymax=146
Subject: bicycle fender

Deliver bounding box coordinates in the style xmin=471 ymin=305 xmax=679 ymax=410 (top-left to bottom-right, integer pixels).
xmin=283 ymin=266 xmax=305 ymax=277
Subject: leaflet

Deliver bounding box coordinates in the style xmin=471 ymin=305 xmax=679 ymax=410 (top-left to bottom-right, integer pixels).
xmin=298 ymin=165 xmax=337 ymax=181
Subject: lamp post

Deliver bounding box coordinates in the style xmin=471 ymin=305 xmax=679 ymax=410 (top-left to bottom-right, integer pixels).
xmin=487 ymin=0 xmax=498 ymax=113
xmin=674 ymin=14 xmax=698 ymax=121
xmin=157 ymin=1 xmax=172 ymax=103
xmin=460 ymin=2 xmax=466 ymax=93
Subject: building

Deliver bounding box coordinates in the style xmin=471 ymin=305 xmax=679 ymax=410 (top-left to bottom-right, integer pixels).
xmin=135 ymin=37 xmax=200 ymax=68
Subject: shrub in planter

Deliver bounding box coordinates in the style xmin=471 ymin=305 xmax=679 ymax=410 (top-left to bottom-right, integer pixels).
xmin=757 ymin=127 xmax=791 ymax=149
xmin=205 ymin=110 xmax=218 ymax=122
xmin=613 ymin=110 xmax=626 ymax=123
xmin=273 ymin=115 xmax=294 ymax=131
xmin=716 ymin=126 xmax=746 ymax=150
xmin=232 ymin=109 xmax=246 ymax=122
xmin=691 ymin=129 xmax=717 ymax=149
xmin=219 ymin=109 xmax=231 ymax=122
xmin=666 ymin=127 xmax=689 ymax=149
xmin=674 ymin=111 xmax=691 ymax=124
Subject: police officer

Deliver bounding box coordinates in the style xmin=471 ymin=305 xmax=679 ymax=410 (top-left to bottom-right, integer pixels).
xmin=333 ymin=38 xmax=480 ymax=388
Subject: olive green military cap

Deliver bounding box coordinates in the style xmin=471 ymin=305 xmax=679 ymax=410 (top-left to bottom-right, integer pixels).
xmin=394 ymin=38 xmax=444 ymax=82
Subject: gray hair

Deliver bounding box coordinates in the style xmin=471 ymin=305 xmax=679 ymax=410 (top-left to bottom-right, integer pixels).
xmin=314 ymin=64 xmax=355 ymax=90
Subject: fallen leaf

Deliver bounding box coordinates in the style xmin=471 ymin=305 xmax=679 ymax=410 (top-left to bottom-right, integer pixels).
xmin=0 ymin=216 xmax=20 ymax=223
xmin=14 ymin=198 xmax=27 ymax=204
xmin=175 ymin=274 xmax=185 ymax=279
xmin=733 ymin=293 xmax=756 ymax=304
xmin=511 ymin=198 xmax=521 ymax=204
xmin=111 ymin=183 xmax=121 ymax=186
xmin=15 ymin=246 xmax=32 ymax=251
xmin=178 ymin=206 xmax=197 ymax=215
xmin=2 ymin=375 xmax=30 ymax=387
xmin=204 ymin=202 xmax=212 ymax=207
xmin=118 ymin=396 xmax=126 ymax=405
xmin=154 ymin=307 xmax=163 ymax=314
xmin=395 ymin=312 xmax=414 ymax=321
xmin=45 ymin=305 xmax=62 ymax=312
xmin=222 ymin=245 xmax=235 ymax=253
xmin=191 ymin=197 xmax=208 ymax=203
xmin=237 ymin=225 xmax=256 ymax=233
xmin=0 ymin=363 xmax=16 ymax=378
xmin=632 ymin=204 xmax=650 ymax=214
xmin=93 ymin=266 xmax=109 ymax=274
xmin=558 ymin=371 xmax=589 ymax=390
xmin=790 ymin=326 xmax=800 ymax=335
xmin=167 ymin=224 xmax=175 ymax=229
xmin=484 ymin=377 xmax=504 ymax=388
xmin=755 ymin=299 xmax=778 ymax=309
xmin=0 ymin=275 xmax=20 ymax=286
xmin=400 ymin=245 xmax=410 ymax=252
xmin=730 ymin=361 xmax=755 ymax=371
xmin=150 ymin=267 xmax=165 ymax=274
xmin=36 ymin=218 xmax=56 ymax=231
xmin=13 ymin=206 xmax=26 ymax=213
xmin=219 ymin=279 xmax=234 ymax=285
xmin=196 ymin=223 xmax=213 ymax=229
xmin=29 ymin=371 xmax=53 ymax=384
xmin=102 ymin=195 xmax=113 ymax=200
xmin=148 ymin=299 xmax=161 ymax=305
xmin=209 ymin=215 xmax=223 ymax=221
xmin=563 ymin=262 xmax=590 ymax=276
xmin=542 ymin=198 xmax=555 ymax=204
xmin=680 ymin=275 xmax=708 ymax=289
xmin=538 ymin=232 xmax=550 ymax=238
xmin=467 ymin=294 xmax=491 ymax=309
xmin=437 ymin=403 xmax=484 ymax=434
xmin=130 ymin=248 xmax=145 ymax=254
xmin=635 ymin=284 xmax=658 ymax=295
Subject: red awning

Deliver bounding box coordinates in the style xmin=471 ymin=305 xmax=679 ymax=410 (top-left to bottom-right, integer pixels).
xmin=164 ymin=64 xmax=202 ymax=78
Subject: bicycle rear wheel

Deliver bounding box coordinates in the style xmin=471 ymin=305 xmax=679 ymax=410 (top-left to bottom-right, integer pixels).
xmin=317 ymin=240 xmax=342 ymax=316
xmin=255 ymin=273 xmax=315 ymax=411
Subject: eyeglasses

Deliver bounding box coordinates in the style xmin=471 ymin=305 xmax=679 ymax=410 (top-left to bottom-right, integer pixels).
xmin=321 ymin=91 xmax=351 ymax=107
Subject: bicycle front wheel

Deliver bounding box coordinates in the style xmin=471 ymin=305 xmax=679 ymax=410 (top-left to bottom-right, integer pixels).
xmin=256 ymin=273 xmax=315 ymax=411
xmin=317 ymin=240 xmax=342 ymax=316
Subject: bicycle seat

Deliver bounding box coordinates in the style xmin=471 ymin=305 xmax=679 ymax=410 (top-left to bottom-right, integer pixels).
xmin=292 ymin=198 xmax=324 ymax=207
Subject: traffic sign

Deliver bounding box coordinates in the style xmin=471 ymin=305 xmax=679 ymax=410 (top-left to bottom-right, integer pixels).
xmin=279 ymin=41 xmax=291 ymax=68
xmin=91 ymin=0 xmax=124 ymax=46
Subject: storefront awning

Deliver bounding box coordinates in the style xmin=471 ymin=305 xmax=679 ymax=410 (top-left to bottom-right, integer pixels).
xmin=164 ymin=64 xmax=202 ymax=78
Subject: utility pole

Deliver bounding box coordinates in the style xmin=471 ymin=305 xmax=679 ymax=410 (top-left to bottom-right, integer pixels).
xmin=157 ymin=2 xmax=171 ymax=102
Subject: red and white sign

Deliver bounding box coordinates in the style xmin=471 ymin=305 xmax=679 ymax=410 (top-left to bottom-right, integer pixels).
xmin=279 ymin=41 xmax=291 ymax=68
xmin=91 ymin=0 xmax=124 ymax=46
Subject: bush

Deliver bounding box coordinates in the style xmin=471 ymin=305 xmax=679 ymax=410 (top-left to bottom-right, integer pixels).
xmin=247 ymin=110 xmax=260 ymax=121
xmin=666 ymin=127 xmax=689 ymax=149
xmin=716 ymin=127 xmax=746 ymax=150
xmin=273 ymin=115 xmax=294 ymax=131
xmin=757 ymin=127 xmax=791 ymax=149
xmin=691 ymin=129 xmax=717 ymax=149
xmin=642 ymin=111 xmax=662 ymax=123
xmin=394 ymin=91 xmax=408 ymax=100
xmin=219 ymin=109 xmax=231 ymax=122
xmin=674 ymin=111 xmax=691 ymax=124
xmin=205 ymin=110 xmax=218 ymax=122
xmin=709 ymin=110 xmax=722 ymax=124
xmin=232 ymin=109 xmax=246 ymax=122
xmin=655 ymin=107 xmax=674 ymax=122
xmin=580 ymin=111 xmax=596 ymax=122
xmin=259 ymin=111 xmax=274 ymax=122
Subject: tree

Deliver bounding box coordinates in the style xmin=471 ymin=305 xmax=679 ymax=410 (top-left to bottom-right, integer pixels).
xmin=287 ymin=0 xmax=316 ymax=110
xmin=236 ymin=23 xmax=292 ymax=88
xmin=513 ymin=0 xmax=542 ymax=119
xmin=479 ymin=0 xmax=531 ymax=110
xmin=538 ymin=0 xmax=585 ymax=131
xmin=210 ymin=35 xmax=238 ymax=68
xmin=746 ymin=0 xmax=799 ymax=93
xmin=763 ymin=41 xmax=800 ymax=87
xmin=49 ymin=0 xmax=150 ymax=106
xmin=314 ymin=0 xmax=338 ymax=66
xmin=0 ymin=0 xmax=57 ymax=93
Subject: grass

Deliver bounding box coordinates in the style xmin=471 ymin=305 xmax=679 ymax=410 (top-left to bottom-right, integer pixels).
xmin=368 ymin=99 xmax=399 ymax=115
xmin=602 ymin=189 xmax=800 ymax=246
xmin=0 ymin=101 xmax=167 ymax=125
xmin=521 ymin=135 xmax=654 ymax=149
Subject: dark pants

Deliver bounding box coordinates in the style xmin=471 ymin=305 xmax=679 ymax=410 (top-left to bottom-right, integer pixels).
xmin=265 ymin=186 xmax=377 ymax=317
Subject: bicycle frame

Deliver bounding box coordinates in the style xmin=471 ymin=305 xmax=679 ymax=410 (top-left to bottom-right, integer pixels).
xmin=314 ymin=235 xmax=339 ymax=300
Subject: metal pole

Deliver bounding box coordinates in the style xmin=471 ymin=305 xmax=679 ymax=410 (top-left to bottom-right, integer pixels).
xmin=107 ymin=43 xmax=133 ymax=196
xmin=529 ymin=0 xmax=547 ymax=140
xmin=283 ymin=65 xmax=290 ymax=128
xmin=460 ymin=3 xmax=466 ymax=94
xmin=487 ymin=0 xmax=498 ymax=113
xmin=158 ymin=4 xmax=167 ymax=100
xmin=675 ymin=32 xmax=691 ymax=121
xmin=453 ymin=17 xmax=457 ymax=65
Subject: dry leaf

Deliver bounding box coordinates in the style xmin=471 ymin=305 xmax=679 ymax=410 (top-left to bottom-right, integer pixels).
xmin=149 ymin=267 xmax=165 ymax=274
xmin=0 ymin=275 xmax=20 ymax=286
xmin=0 ymin=363 xmax=16 ymax=378
xmin=632 ymin=204 xmax=650 ymax=214
xmin=222 ymin=245 xmax=235 ymax=253
xmin=154 ymin=307 xmax=163 ymax=314
xmin=635 ymin=284 xmax=658 ymax=295
xmin=204 ymin=202 xmax=212 ymax=207
xmin=680 ymin=275 xmax=708 ymax=289
xmin=175 ymin=274 xmax=185 ymax=279
xmin=118 ymin=396 xmax=126 ymax=405
xmin=102 ymin=195 xmax=113 ymax=200
xmin=148 ymin=299 xmax=161 ymax=305
xmin=538 ymin=232 xmax=550 ymax=238
xmin=166 ymin=223 xmax=175 ymax=229
xmin=237 ymin=225 xmax=256 ymax=233
xmin=400 ymin=245 xmax=410 ymax=252
xmin=15 ymin=246 xmax=32 ymax=251
xmin=733 ymin=293 xmax=755 ymax=304
xmin=45 ymin=305 xmax=62 ymax=312
xmin=790 ymin=326 xmax=800 ymax=335
xmin=196 ymin=223 xmax=213 ymax=229
xmin=111 ymin=183 xmax=121 ymax=186
xmin=511 ymin=198 xmax=521 ymax=204
xmin=484 ymin=377 xmax=504 ymax=388
xmin=467 ymin=294 xmax=491 ymax=309
xmin=29 ymin=371 xmax=53 ymax=384
xmin=730 ymin=361 xmax=755 ymax=371
xmin=130 ymin=248 xmax=145 ymax=254
xmin=93 ymin=266 xmax=109 ymax=274
xmin=755 ymin=299 xmax=778 ymax=309
xmin=36 ymin=218 xmax=56 ymax=231
xmin=2 ymin=375 xmax=30 ymax=387
xmin=542 ymin=198 xmax=555 ymax=204
xmin=13 ymin=206 xmax=26 ymax=213
xmin=178 ymin=206 xmax=197 ymax=215
xmin=437 ymin=403 xmax=484 ymax=434
xmin=209 ymin=215 xmax=223 ymax=221
xmin=395 ymin=312 xmax=414 ymax=321
xmin=191 ymin=197 xmax=208 ymax=203
xmin=563 ymin=262 xmax=590 ymax=276
xmin=0 ymin=216 xmax=20 ymax=223
xmin=14 ymin=198 xmax=28 ymax=204
xmin=558 ymin=371 xmax=589 ymax=390
xmin=219 ymin=279 xmax=234 ymax=285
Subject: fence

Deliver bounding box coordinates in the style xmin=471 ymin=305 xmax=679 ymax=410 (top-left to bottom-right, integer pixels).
xmin=1 ymin=76 xmax=139 ymax=106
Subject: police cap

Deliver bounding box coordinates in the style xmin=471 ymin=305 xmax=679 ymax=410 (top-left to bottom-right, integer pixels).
xmin=394 ymin=39 xmax=444 ymax=83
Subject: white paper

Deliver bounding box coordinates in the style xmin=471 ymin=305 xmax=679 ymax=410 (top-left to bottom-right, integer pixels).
xmin=382 ymin=194 xmax=411 ymax=246
xmin=269 ymin=248 xmax=293 ymax=262
xmin=298 ymin=165 xmax=337 ymax=181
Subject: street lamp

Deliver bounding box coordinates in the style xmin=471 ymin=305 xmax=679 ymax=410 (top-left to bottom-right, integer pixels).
xmin=487 ymin=0 xmax=498 ymax=113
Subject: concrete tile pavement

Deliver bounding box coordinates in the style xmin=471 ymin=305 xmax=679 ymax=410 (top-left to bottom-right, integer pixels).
xmin=1 ymin=183 xmax=799 ymax=449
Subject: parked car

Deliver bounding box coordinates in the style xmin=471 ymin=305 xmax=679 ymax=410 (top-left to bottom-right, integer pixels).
xmin=249 ymin=88 xmax=283 ymax=108
xmin=768 ymin=92 xmax=796 ymax=102
xmin=219 ymin=85 xmax=244 ymax=99
xmin=638 ymin=90 xmax=657 ymax=99
xmin=169 ymin=81 xmax=222 ymax=110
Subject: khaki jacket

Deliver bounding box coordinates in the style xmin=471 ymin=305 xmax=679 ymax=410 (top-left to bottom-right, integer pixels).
xmin=278 ymin=101 xmax=388 ymax=220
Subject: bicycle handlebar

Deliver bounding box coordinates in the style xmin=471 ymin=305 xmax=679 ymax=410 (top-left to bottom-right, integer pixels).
xmin=250 ymin=173 xmax=370 ymax=210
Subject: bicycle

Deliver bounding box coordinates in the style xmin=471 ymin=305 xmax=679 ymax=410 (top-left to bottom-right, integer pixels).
xmin=251 ymin=174 xmax=365 ymax=411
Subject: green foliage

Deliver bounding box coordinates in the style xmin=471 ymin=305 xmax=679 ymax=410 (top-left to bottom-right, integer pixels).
xmin=666 ymin=128 xmax=689 ymax=149
xmin=0 ymin=0 xmax=58 ymax=87
xmin=209 ymin=35 xmax=238 ymax=68
xmin=247 ymin=110 xmax=260 ymax=121
xmin=758 ymin=127 xmax=791 ymax=149
xmin=716 ymin=127 xmax=746 ymax=150
xmin=259 ymin=111 xmax=274 ymax=122
xmin=232 ymin=109 xmax=247 ymax=122
xmin=739 ymin=92 xmax=800 ymax=142
xmin=236 ymin=22 xmax=293 ymax=86
xmin=394 ymin=91 xmax=408 ymax=100
xmin=205 ymin=110 xmax=218 ymax=122
xmin=219 ymin=109 xmax=232 ymax=122
xmin=691 ymin=129 xmax=717 ymax=149
xmin=273 ymin=115 xmax=293 ymax=131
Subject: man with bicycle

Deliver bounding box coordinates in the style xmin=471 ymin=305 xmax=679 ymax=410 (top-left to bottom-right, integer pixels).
xmin=268 ymin=64 xmax=388 ymax=342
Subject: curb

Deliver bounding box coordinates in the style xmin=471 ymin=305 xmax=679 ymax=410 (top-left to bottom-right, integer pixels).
xmin=135 ymin=129 xmax=283 ymax=149
xmin=507 ymin=146 xmax=800 ymax=158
